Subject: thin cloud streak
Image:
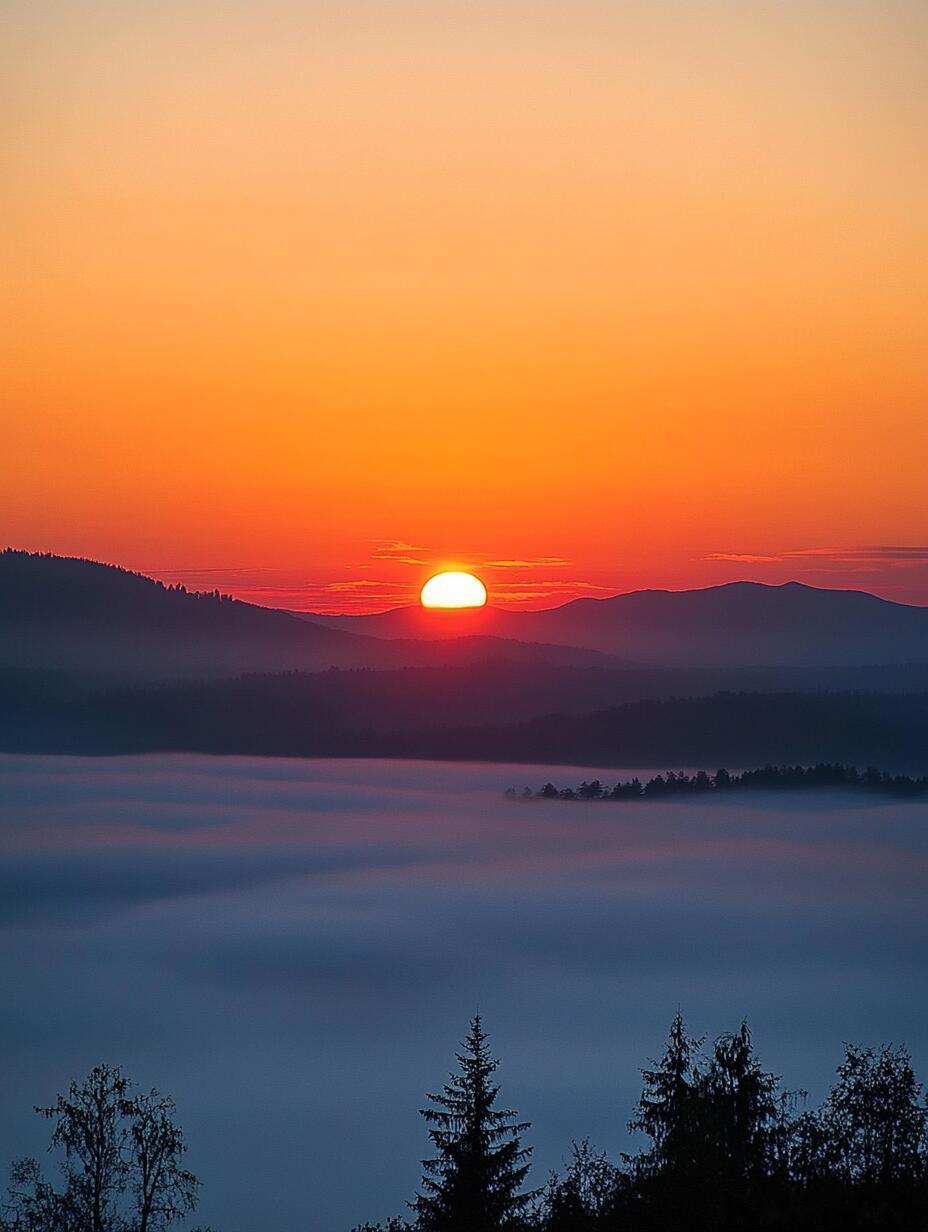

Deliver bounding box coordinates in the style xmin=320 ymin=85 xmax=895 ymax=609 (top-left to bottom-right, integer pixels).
xmin=484 ymin=557 xmax=573 ymax=569
xmin=708 ymin=546 xmax=928 ymax=567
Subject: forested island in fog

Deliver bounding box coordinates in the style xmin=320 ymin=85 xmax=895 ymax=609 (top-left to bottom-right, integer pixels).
xmin=510 ymin=762 xmax=928 ymax=802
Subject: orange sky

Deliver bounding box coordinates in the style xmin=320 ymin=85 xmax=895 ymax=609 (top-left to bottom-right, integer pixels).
xmin=2 ymin=2 xmax=927 ymax=611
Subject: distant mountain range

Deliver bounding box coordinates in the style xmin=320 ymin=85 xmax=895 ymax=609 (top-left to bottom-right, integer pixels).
xmin=5 ymin=550 xmax=927 ymax=679
xmin=3 ymin=549 xmax=928 ymax=767
xmin=301 ymin=580 xmax=928 ymax=667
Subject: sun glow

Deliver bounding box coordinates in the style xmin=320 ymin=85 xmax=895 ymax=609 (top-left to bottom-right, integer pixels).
xmin=420 ymin=571 xmax=488 ymax=609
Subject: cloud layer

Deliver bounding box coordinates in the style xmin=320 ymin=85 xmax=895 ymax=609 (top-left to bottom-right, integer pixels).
xmin=1 ymin=754 xmax=926 ymax=1232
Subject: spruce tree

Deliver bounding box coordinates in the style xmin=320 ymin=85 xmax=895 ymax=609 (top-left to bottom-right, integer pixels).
xmin=629 ymin=1010 xmax=704 ymax=1183
xmin=413 ymin=1016 xmax=534 ymax=1232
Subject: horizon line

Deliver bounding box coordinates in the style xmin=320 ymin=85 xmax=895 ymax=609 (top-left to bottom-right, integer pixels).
xmin=6 ymin=546 xmax=928 ymax=616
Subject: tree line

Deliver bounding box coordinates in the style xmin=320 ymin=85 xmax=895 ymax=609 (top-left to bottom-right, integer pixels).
xmin=0 ymin=548 xmax=234 ymax=604
xmin=356 ymin=1014 xmax=928 ymax=1232
xmin=4 ymin=1015 xmax=926 ymax=1231
xmin=507 ymin=761 xmax=928 ymax=802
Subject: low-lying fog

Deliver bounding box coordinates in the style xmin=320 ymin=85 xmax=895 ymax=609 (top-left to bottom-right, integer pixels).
xmin=1 ymin=755 xmax=926 ymax=1232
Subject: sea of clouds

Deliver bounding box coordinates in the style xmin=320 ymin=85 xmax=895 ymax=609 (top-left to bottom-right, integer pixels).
xmin=1 ymin=754 xmax=926 ymax=1231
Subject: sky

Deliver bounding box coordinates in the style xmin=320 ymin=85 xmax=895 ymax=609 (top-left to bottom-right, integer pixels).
xmin=2 ymin=2 xmax=927 ymax=610
xmin=1 ymin=753 xmax=926 ymax=1231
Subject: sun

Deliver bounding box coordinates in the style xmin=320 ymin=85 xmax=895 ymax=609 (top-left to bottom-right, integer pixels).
xmin=420 ymin=571 xmax=488 ymax=609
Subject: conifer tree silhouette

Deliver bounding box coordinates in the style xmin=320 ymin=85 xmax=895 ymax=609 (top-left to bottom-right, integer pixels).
xmin=629 ymin=1010 xmax=704 ymax=1185
xmin=413 ymin=1016 xmax=534 ymax=1232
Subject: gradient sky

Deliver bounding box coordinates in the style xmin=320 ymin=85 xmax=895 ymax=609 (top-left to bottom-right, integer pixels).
xmin=3 ymin=2 xmax=927 ymax=610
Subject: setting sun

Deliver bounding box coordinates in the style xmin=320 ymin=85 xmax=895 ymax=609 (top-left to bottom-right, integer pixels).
xmin=420 ymin=571 xmax=488 ymax=609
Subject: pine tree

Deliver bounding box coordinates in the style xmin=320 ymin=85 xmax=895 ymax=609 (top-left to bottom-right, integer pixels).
xmin=413 ymin=1016 xmax=534 ymax=1232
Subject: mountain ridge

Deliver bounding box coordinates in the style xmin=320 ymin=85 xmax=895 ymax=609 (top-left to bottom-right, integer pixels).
xmin=0 ymin=549 xmax=620 ymax=679
xmin=300 ymin=578 xmax=928 ymax=666
xmin=5 ymin=549 xmax=928 ymax=675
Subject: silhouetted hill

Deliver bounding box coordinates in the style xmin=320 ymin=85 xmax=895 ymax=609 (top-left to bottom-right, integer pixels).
xmin=0 ymin=550 xmax=379 ymax=678
xmin=8 ymin=553 xmax=927 ymax=684
xmin=5 ymin=670 xmax=928 ymax=772
xmin=435 ymin=691 xmax=928 ymax=772
xmin=0 ymin=550 xmax=620 ymax=680
xmin=8 ymin=659 xmax=928 ymax=753
xmin=304 ymin=580 xmax=928 ymax=666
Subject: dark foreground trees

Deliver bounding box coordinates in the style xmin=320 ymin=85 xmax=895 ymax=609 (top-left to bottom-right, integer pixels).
xmin=356 ymin=1014 xmax=928 ymax=1232
xmin=1 ymin=1064 xmax=205 ymax=1232
xmin=3 ymin=1025 xmax=925 ymax=1231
